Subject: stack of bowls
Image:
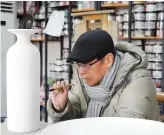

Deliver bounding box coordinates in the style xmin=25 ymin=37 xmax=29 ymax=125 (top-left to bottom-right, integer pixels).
xmin=132 ymin=1 xmax=145 ymax=37
xmin=145 ymin=1 xmax=157 ymax=36
xmin=122 ymin=13 xmax=134 ymax=37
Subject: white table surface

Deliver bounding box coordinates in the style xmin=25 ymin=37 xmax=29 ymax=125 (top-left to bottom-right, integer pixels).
xmin=1 ymin=122 xmax=50 ymax=135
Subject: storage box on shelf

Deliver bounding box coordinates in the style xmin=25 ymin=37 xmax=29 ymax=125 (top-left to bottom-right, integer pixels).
xmin=116 ymin=1 xmax=164 ymax=93
xmin=118 ymin=1 xmax=164 ymax=39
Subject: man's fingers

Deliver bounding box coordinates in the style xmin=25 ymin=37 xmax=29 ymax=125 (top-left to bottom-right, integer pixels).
xmin=61 ymin=81 xmax=67 ymax=89
xmin=53 ymin=83 xmax=57 ymax=89
xmin=61 ymin=81 xmax=68 ymax=94
xmin=56 ymin=81 xmax=61 ymax=89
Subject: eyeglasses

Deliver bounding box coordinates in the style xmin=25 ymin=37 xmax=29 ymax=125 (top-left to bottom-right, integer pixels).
xmin=72 ymin=59 xmax=100 ymax=70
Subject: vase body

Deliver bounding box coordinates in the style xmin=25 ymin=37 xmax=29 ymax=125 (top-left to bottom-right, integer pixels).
xmin=6 ymin=29 xmax=40 ymax=132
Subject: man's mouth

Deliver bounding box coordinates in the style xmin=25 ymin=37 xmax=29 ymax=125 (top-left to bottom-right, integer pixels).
xmin=83 ymin=78 xmax=90 ymax=80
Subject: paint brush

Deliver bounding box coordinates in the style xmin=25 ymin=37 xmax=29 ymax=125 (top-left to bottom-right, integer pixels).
xmin=49 ymin=84 xmax=74 ymax=92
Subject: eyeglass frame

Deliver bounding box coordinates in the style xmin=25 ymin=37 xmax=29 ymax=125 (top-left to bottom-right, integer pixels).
xmin=71 ymin=55 xmax=105 ymax=70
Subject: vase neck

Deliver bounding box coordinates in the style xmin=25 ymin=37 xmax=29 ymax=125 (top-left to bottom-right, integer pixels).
xmin=16 ymin=33 xmax=32 ymax=45
xmin=8 ymin=29 xmax=40 ymax=45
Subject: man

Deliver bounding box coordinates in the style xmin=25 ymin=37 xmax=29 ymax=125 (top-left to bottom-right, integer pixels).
xmin=47 ymin=30 xmax=160 ymax=123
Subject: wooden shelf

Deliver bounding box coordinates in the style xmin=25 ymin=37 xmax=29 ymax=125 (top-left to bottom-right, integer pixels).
xmin=101 ymin=3 xmax=129 ymax=8
xmin=119 ymin=36 xmax=163 ymax=40
xmin=31 ymin=37 xmax=61 ymax=42
xmin=31 ymin=38 xmax=44 ymax=42
xmin=72 ymin=8 xmax=95 ymax=13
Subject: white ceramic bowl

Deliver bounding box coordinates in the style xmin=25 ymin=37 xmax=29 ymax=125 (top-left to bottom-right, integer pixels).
xmin=134 ymin=13 xmax=145 ymax=21
xmin=41 ymin=117 xmax=164 ymax=135
xmin=146 ymin=3 xmax=156 ymax=12
xmin=133 ymin=4 xmax=145 ymax=12
xmin=62 ymin=64 xmax=69 ymax=72
xmin=146 ymin=12 xmax=156 ymax=21
xmin=54 ymin=65 xmax=63 ymax=72
xmin=56 ymin=59 xmax=63 ymax=66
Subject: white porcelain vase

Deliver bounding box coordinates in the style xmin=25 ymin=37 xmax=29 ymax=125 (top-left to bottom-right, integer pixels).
xmin=6 ymin=29 xmax=40 ymax=132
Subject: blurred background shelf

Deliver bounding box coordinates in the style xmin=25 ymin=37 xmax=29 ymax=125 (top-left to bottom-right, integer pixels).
xmin=31 ymin=38 xmax=44 ymax=42
xmin=31 ymin=37 xmax=61 ymax=42
xmin=72 ymin=8 xmax=95 ymax=13
xmin=119 ymin=37 xmax=163 ymax=40
xmin=101 ymin=3 xmax=129 ymax=8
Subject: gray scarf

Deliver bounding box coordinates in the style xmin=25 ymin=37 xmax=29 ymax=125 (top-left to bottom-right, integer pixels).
xmin=84 ymin=51 xmax=123 ymax=117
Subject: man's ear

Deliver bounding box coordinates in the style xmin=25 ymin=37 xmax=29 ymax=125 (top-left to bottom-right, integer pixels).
xmin=104 ymin=53 xmax=114 ymax=68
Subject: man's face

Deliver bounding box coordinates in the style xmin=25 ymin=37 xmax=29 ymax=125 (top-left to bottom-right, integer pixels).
xmin=77 ymin=53 xmax=114 ymax=86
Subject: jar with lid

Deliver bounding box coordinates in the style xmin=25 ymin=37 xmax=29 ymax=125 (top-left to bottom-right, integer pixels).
xmin=146 ymin=12 xmax=156 ymax=21
xmin=145 ymin=44 xmax=153 ymax=53
xmin=50 ymin=70 xmax=56 ymax=79
xmin=119 ymin=23 xmax=123 ymax=30
xmin=55 ymin=59 xmax=63 ymax=66
xmin=133 ymin=4 xmax=145 ymax=12
xmin=116 ymin=14 xmax=123 ymax=22
xmin=145 ymin=29 xmax=156 ymax=37
xmin=134 ymin=29 xmax=145 ymax=37
xmin=152 ymin=62 xmax=162 ymax=70
xmin=157 ymin=29 xmax=163 ymax=38
xmin=134 ymin=12 xmax=145 ymax=21
xmin=62 ymin=58 xmax=68 ymax=64
xmin=153 ymin=70 xmax=162 ymax=79
xmin=157 ymin=21 xmax=163 ymax=29
xmin=146 ymin=3 xmax=156 ymax=12
xmin=156 ymin=2 xmax=164 ymax=11
xmin=123 ymin=22 xmax=134 ymax=29
xmin=77 ymin=1 xmax=84 ymax=9
xmin=145 ymin=21 xmax=156 ymax=29
xmin=62 ymin=72 xmax=69 ymax=79
xmin=123 ymin=13 xmax=131 ymax=22
xmin=132 ymin=40 xmax=142 ymax=46
xmin=55 ymin=65 xmax=63 ymax=72
xmin=154 ymin=53 xmax=162 ymax=62
xmin=62 ymin=64 xmax=69 ymax=72
xmin=147 ymin=53 xmax=155 ymax=61
xmin=157 ymin=12 xmax=164 ymax=21
xmin=123 ymin=29 xmax=134 ymax=37
xmin=55 ymin=71 xmax=63 ymax=81
xmin=135 ymin=21 xmax=145 ymax=29
xmin=153 ymin=44 xmax=163 ymax=53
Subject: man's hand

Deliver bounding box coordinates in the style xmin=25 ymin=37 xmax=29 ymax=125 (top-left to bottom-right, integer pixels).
xmin=49 ymin=81 xmax=68 ymax=112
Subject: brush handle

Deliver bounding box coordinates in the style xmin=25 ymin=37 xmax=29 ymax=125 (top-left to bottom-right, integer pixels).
xmin=49 ymin=84 xmax=74 ymax=92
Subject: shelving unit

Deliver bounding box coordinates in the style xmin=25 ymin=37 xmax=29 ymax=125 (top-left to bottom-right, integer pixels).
xmin=122 ymin=2 xmax=164 ymax=114
xmin=17 ymin=1 xmax=164 ymax=121
xmin=119 ymin=37 xmax=163 ymax=40
xmin=71 ymin=2 xmax=164 ymax=115
xmin=101 ymin=3 xmax=129 ymax=8
xmin=31 ymin=38 xmax=44 ymax=42
xmin=72 ymin=8 xmax=95 ymax=13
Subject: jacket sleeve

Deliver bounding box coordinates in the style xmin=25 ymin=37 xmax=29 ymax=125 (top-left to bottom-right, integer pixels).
xmin=47 ymin=75 xmax=87 ymax=123
xmin=114 ymin=69 xmax=160 ymax=120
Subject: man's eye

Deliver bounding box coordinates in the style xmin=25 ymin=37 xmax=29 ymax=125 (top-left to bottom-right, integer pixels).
xmin=78 ymin=63 xmax=82 ymax=66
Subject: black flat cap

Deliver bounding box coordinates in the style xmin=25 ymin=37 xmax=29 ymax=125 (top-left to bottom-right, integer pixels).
xmin=67 ymin=30 xmax=115 ymax=63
